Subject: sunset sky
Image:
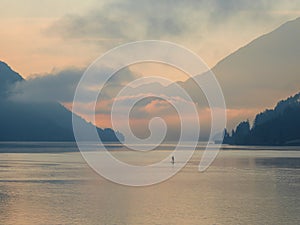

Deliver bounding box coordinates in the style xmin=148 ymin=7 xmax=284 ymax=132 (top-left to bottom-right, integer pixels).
xmin=1 ymin=0 xmax=300 ymax=78
xmin=1 ymin=0 xmax=300 ymax=138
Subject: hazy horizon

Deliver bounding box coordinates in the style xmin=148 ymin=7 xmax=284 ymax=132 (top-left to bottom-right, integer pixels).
xmin=1 ymin=1 xmax=300 ymax=138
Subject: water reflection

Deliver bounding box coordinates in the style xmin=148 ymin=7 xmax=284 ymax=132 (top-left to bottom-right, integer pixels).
xmin=255 ymin=157 xmax=300 ymax=168
xmin=0 ymin=147 xmax=299 ymax=224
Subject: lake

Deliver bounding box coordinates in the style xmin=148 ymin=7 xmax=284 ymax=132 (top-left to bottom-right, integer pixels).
xmin=0 ymin=142 xmax=299 ymax=225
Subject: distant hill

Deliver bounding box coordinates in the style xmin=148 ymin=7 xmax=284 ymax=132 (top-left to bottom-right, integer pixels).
xmin=0 ymin=61 xmax=124 ymax=142
xmin=182 ymin=17 xmax=300 ymax=109
xmin=224 ymin=92 xmax=300 ymax=146
xmin=0 ymin=61 xmax=24 ymax=97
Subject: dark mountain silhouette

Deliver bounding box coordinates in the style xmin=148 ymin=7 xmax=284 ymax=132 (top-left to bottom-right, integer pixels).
xmin=0 ymin=61 xmax=124 ymax=142
xmin=181 ymin=17 xmax=300 ymax=109
xmin=224 ymin=92 xmax=300 ymax=146
xmin=0 ymin=61 xmax=24 ymax=97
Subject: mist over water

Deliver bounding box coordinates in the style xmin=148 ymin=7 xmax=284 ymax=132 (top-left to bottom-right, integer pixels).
xmin=0 ymin=143 xmax=299 ymax=225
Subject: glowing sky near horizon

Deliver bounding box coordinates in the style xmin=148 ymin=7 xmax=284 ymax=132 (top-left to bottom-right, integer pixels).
xmin=1 ymin=0 xmax=300 ymax=79
xmin=1 ymin=0 xmax=300 ymax=135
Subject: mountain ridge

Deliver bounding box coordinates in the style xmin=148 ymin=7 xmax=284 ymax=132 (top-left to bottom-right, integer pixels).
xmin=223 ymin=92 xmax=300 ymax=146
xmin=178 ymin=17 xmax=300 ymax=110
xmin=0 ymin=61 xmax=24 ymax=98
xmin=0 ymin=61 xmax=124 ymax=142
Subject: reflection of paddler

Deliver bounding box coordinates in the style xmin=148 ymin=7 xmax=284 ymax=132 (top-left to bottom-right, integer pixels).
xmin=171 ymin=156 xmax=175 ymax=164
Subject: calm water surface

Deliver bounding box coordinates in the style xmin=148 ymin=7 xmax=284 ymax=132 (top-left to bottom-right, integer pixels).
xmin=0 ymin=143 xmax=299 ymax=225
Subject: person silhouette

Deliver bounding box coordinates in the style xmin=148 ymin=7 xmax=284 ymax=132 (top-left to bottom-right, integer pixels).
xmin=171 ymin=156 xmax=175 ymax=164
